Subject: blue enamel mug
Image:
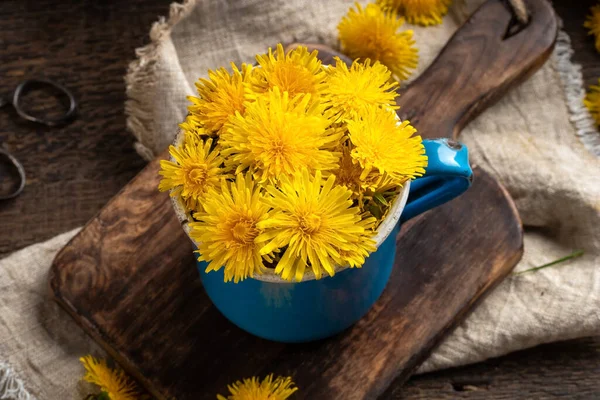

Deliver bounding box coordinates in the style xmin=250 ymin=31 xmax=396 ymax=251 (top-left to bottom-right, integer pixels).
xmin=173 ymin=138 xmax=472 ymax=343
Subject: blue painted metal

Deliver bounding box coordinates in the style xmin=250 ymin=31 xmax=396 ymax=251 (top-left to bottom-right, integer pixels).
xmin=197 ymin=138 xmax=473 ymax=343
xmin=401 ymin=139 xmax=473 ymax=222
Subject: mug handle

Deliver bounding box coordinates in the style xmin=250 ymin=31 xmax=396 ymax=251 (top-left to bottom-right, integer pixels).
xmin=400 ymin=138 xmax=473 ymax=223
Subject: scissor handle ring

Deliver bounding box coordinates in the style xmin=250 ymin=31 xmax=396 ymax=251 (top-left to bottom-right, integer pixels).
xmin=12 ymin=79 xmax=77 ymax=126
xmin=0 ymin=148 xmax=26 ymax=200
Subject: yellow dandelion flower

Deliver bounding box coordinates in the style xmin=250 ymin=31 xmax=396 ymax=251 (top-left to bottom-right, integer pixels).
xmin=338 ymin=3 xmax=418 ymax=81
xmin=80 ymin=356 xmax=139 ymax=400
xmin=221 ymin=87 xmax=340 ymax=181
xmin=190 ymin=173 xmax=274 ymax=283
xmin=251 ymin=44 xmax=326 ymax=99
xmin=217 ymin=374 xmax=298 ymax=400
xmin=583 ymin=4 xmax=600 ymax=52
xmin=584 ymin=79 xmax=600 ymax=127
xmin=179 ymin=114 xmax=207 ymax=145
xmin=158 ymin=138 xmax=227 ymax=212
xmin=257 ymin=170 xmax=377 ymax=281
xmin=336 ymin=215 xmax=377 ymax=268
xmin=377 ymin=0 xmax=452 ymax=26
xmin=334 ymin=143 xmax=364 ymax=196
xmin=323 ymin=58 xmax=398 ymax=121
xmin=188 ymin=62 xmax=253 ymax=134
xmin=334 ymin=143 xmax=402 ymax=223
xmin=584 ymin=5 xmax=600 ymax=53
xmin=335 ymin=143 xmax=399 ymax=198
xmin=347 ymin=106 xmax=427 ymax=182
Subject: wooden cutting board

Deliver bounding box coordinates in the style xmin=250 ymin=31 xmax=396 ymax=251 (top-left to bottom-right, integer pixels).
xmin=49 ymin=0 xmax=556 ymax=399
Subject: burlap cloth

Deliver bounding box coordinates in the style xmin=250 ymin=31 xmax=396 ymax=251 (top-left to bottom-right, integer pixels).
xmin=1 ymin=0 xmax=599 ymax=399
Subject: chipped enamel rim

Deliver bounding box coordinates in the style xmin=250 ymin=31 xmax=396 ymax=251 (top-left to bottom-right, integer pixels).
xmin=169 ymin=112 xmax=410 ymax=283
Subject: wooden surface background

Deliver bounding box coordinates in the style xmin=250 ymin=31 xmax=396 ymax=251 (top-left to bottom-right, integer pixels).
xmin=1 ymin=0 xmax=599 ymax=398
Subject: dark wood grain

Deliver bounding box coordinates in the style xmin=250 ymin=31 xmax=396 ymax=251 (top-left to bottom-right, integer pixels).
xmin=0 ymin=0 xmax=163 ymax=256
xmin=389 ymin=336 xmax=600 ymax=399
xmin=2 ymin=0 xmax=598 ymax=398
xmin=50 ymin=153 xmax=522 ymax=399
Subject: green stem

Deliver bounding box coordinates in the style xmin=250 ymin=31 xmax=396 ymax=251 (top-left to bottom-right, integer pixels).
xmin=513 ymin=250 xmax=584 ymax=276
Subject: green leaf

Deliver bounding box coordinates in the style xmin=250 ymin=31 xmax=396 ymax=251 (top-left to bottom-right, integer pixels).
xmin=368 ymin=204 xmax=382 ymax=220
xmin=513 ymin=250 xmax=584 ymax=276
xmin=373 ymin=192 xmax=388 ymax=206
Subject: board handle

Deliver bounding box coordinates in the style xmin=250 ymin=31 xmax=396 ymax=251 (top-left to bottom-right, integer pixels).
xmin=396 ymin=0 xmax=557 ymax=139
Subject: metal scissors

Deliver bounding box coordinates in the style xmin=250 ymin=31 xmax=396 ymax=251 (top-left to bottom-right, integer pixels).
xmin=0 ymin=79 xmax=77 ymax=200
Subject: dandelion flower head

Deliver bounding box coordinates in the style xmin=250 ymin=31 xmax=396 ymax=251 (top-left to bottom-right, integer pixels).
xmin=251 ymin=44 xmax=327 ymax=99
xmin=217 ymin=374 xmax=298 ymax=400
xmin=80 ymin=356 xmax=139 ymax=400
xmin=257 ymin=170 xmax=377 ymax=281
xmin=584 ymin=5 xmax=600 ymax=53
xmin=338 ymin=3 xmax=418 ymax=81
xmin=377 ymin=0 xmax=453 ymax=26
xmin=584 ymin=79 xmax=600 ymax=127
xmin=188 ymin=62 xmax=253 ymax=134
xmin=323 ymin=57 xmax=398 ymax=121
xmin=190 ymin=174 xmax=274 ymax=283
xmin=347 ymin=105 xmax=427 ymax=182
xmin=158 ymin=138 xmax=227 ymax=212
xmin=221 ymin=87 xmax=340 ymax=182
xmin=179 ymin=114 xmax=207 ymax=146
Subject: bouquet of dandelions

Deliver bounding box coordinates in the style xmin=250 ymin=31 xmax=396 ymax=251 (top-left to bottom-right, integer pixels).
xmin=158 ymin=44 xmax=428 ymax=283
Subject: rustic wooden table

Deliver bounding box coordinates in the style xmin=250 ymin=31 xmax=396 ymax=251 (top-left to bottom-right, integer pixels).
xmin=1 ymin=0 xmax=598 ymax=398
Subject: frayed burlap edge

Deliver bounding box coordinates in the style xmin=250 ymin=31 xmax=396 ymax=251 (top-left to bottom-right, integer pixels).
xmin=553 ymin=29 xmax=600 ymax=157
xmin=124 ymin=0 xmax=198 ymax=161
xmin=0 ymin=362 xmax=34 ymax=400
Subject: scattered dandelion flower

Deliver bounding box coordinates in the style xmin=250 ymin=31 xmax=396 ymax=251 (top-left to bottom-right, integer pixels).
xmin=80 ymin=356 xmax=139 ymax=400
xmin=257 ymin=170 xmax=376 ymax=281
xmin=188 ymin=63 xmax=253 ymax=134
xmin=221 ymin=87 xmax=340 ymax=181
xmin=348 ymin=106 xmax=427 ymax=182
xmin=217 ymin=374 xmax=298 ymax=400
xmin=338 ymin=3 xmax=418 ymax=81
xmin=377 ymin=0 xmax=453 ymax=26
xmin=251 ymin=44 xmax=327 ymax=99
xmin=323 ymin=58 xmax=398 ymax=121
xmin=159 ymin=138 xmax=227 ymax=211
xmin=584 ymin=5 xmax=600 ymax=53
xmin=584 ymin=79 xmax=600 ymax=127
xmin=191 ymin=174 xmax=274 ymax=283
